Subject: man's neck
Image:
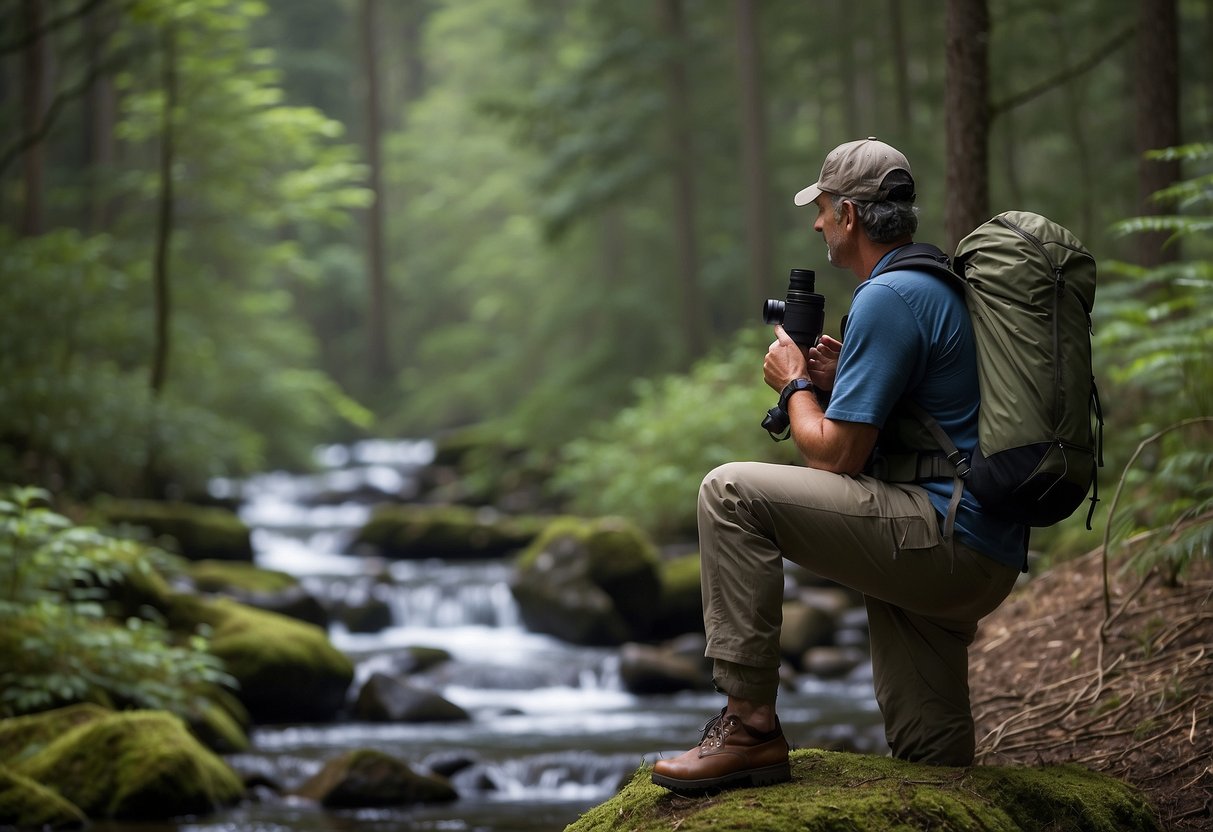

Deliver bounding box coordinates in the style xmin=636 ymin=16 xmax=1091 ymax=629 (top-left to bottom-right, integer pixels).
xmin=854 ymin=236 xmax=913 ymax=281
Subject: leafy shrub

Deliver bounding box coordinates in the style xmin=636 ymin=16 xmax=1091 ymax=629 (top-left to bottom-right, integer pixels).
xmin=0 ymin=486 xmax=234 ymax=718
xmin=553 ymin=331 xmax=797 ymax=539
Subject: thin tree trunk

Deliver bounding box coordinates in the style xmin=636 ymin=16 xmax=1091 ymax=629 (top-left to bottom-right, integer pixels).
xmin=85 ymin=1 xmax=116 ymax=232
xmin=888 ymin=0 xmax=911 ymax=129
xmin=656 ymin=0 xmax=707 ymax=360
xmin=1134 ymin=0 xmax=1180 ymax=266
xmin=734 ymin=0 xmax=772 ymax=324
xmin=150 ymin=24 xmax=176 ymax=397
xmin=361 ymin=0 xmax=391 ymax=382
xmin=944 ymin=0 xmax=990 ymax=250
xmin=146 ymin=23 xmax=176 ymax=498
xmin=20 ymin=0 xmax=46 ymax=237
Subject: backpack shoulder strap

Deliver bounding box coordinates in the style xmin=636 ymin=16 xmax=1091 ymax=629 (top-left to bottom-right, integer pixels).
xmin=872 ymin=243 xmax=966 ymax=293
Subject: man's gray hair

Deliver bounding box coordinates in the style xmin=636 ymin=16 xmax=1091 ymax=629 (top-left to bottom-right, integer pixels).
xmin=829 ymin=194 xmax=919 ymax=244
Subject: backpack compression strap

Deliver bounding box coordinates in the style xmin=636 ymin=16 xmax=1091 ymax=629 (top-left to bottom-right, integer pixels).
xmin=901 ymin=400 xmax=969 ymax=546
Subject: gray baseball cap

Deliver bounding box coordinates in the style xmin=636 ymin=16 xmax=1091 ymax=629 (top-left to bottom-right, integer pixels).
xmin=794 ymin=137 xmax=914 ymax=206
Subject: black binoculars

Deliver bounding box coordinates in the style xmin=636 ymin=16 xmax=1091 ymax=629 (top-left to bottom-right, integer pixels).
xmin=761 ymin=269 xmax=825 ymax=439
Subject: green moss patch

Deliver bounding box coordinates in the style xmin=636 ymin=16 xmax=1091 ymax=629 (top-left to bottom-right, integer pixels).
xmin=169 ymin=593 xmax=353 ymax=723
xmin=96 ymin=499 xmax=253 ymax=562
xmin=0 ymin=704 xmax=112 ymax=768
xmin=188 ymin=559 xmax=299 ymax=594
xmin=567 ymin=750 xmax=1160 ymax=832
xmin=19 ymin=711 xmax=243 ymax=820
xmin=0 ymin=765 xmax=87 ymax=829
xmin=354 ymin=504 xmax=543 ymax=559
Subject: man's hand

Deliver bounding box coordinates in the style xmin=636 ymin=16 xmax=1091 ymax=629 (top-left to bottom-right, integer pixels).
xmin=764 ymin=325 xmax=809 ymax=392
xmin=806 ymin=334 xmax=842 ymax=392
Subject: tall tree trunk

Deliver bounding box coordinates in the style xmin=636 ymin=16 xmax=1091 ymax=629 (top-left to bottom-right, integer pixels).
xmin=20 ymin=0 xmax=46 ymax=237
xmin=656 ymin=0 xmax=707 ymax=360
xmin=839 ymin=3 xmax=859 ymax=137
xmin=361 ymin=0 xmax=391 ymax=383
xmin=888 ymin=0 xmax=912 ymax=130
xmin=944 ymin=0 xmax=990 ymax=251
xmin=146 ymin=23 xmax=177 ymax=498
xmin=1134 ymin=0 xmax=1180 ymax=266
xmin=734 ymin=0 xmax=772 ymax=323
xmin=85 ymin=1 xmax=116 ymax=232
xmin=150 ymin=24 xmax=176 ymax=397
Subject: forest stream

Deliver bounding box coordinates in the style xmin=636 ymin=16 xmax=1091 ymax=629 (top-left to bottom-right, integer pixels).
xmin=93 ymin=440 xmax=884 ymax=832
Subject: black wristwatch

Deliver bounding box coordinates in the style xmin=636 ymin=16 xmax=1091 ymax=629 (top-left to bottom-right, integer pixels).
xmin=779 ymin=378 xmax=813 ymax=410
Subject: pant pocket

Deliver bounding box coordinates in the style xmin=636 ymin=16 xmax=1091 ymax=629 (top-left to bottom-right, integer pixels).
xmin=871 ymin=481 xmax=941 ymax=555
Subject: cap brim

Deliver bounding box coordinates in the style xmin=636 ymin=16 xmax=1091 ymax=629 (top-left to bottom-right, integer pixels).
xmin=794 ymin=183 xmax=822 ymax=207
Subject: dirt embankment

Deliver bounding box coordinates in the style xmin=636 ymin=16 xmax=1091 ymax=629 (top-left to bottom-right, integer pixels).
xmin=971 ymin=550 xmax=1212 ymax=830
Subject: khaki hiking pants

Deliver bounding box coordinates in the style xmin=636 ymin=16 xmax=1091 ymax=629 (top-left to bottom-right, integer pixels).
xmin=698 ymin=461 xmax=1019 ymax=766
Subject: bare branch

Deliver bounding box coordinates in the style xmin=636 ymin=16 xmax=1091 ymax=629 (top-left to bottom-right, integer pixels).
xmin=0 ymin=0 xmax=108 ymax=56
xmin=991 ymin=25 xmax=1133 ymax=118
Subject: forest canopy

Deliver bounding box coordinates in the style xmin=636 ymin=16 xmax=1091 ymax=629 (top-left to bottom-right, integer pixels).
xmin=1 ymin=0 xmax=1210 ymax=570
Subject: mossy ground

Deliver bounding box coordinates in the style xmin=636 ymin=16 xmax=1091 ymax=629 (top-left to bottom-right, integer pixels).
xmin=567 ymin=750 xmax=1159 ymax=832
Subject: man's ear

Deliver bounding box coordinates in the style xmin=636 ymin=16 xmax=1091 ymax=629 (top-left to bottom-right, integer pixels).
xmin=841 ymin=199 xmax=858 ymax=231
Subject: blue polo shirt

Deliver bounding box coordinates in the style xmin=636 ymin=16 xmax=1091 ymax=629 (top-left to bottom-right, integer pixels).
xmin=825 ymin=248 xmax=1027 ymax=570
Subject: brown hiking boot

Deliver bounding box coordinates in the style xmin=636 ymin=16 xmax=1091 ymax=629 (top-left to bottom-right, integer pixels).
xmin=651 ymin=707 xmax=790 ymax=795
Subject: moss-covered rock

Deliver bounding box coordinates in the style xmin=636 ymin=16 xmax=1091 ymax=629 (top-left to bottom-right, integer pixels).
xmin=510 ymin=517 xmax=662 ymax=645
xmin=188 ymin=700 xmax=250 ymax=754
xmin=96 ymin=499 xmax=253 ymax=562
xmin=0 ymin=765 xmax=87 ymax=829
xmin=295 ymin=748 xmax=457 ymax=807
xmin=0 ymin=704 xmax=112 ymax=769
xmin=18 ymin=711 xmax=244 ymax=820
xmin=354 ymin=504 xmax=543 ymax=560
xmin=568 ymin=750 xmax=1160 ymax=832
xmin=651 ymin=552 xmax=702 ymax=639
xmin=188 ymin=559 xmax=298 ymax=594
xmin=188 ymin=559 xmax=328 ymax=628
xmin=168 ymin=593 xmax=353 ymax=724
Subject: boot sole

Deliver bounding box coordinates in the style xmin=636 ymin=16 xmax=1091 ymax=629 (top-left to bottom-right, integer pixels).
xmin=651 ymin=761 xmax=791 ymax=795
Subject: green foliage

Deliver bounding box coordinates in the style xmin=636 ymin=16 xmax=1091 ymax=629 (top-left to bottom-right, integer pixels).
xmin=0 ymin=486 xmax=234 ymax=719
xmin=0 ymin=0 xmax=371 ymax=496
xmin=554 ymin=331 xmax=797 ymax=539
xmin=1096 ymin=144 xmax=1213 ymax=579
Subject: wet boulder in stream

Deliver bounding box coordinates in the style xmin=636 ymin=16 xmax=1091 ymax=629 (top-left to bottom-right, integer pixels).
xmin=167 ymin=594 xmax=353 ymax=724
xmin=94 ymin=498 xmax=253 ymax=562
xmin=510 ymin=517 xmax=662 ymax=646
xmin=354 ymin=504 xmax=543 ymax=560
xmin=296 ymin=749 xmax=457 ymax=808
xmin=354 ymin=672 xmax=471 ymax=723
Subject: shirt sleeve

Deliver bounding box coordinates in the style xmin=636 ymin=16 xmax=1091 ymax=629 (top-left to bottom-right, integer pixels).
xmin=825 ymin=281 xmax=926 ymax=428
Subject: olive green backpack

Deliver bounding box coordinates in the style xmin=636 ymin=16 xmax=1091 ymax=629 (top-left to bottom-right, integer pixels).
xmin=870 ymin=211 xmax=1104 ymax=542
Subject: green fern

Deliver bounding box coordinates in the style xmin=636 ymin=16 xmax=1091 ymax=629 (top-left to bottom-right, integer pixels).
xmin=1098 ymin=144 xmax=1213 ymax=580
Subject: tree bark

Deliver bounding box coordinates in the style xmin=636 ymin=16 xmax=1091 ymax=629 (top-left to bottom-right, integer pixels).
xmin=1134 ymin=0 xmax=1180 ymax=266
xmin=360 ymin=0 xmax=391 ymax=382
xmin=888 ymin=0 xmax=912 ymax=129
xmin=944 ymin=0 xmax=990 ymax=251
xmin=734 ymin=0 xmax=772 ymax=324
xmin=656 ymin=0 xmax=707 ymax=360
xmin=150 ymin=23 xmax=176 ymax=397
xmin=85 ymin=0 xmax=116 ymax=232
xmin=20 ymin=0 xmax=46 ymax=237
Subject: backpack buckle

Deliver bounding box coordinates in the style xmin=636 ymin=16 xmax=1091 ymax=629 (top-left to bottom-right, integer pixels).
xmin=947 ymin=451 xmax=971 ymax=478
